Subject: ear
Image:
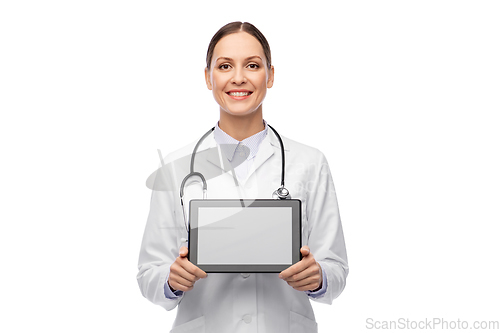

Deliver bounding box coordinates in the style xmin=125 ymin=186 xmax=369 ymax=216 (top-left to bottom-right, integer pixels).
xmin=267 ymin=65 xmax=275 ymax=89
xmin=205 ymin=67 xmax=213 ymax=90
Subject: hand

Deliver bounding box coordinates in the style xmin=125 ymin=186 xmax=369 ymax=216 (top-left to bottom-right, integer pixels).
xmin=279 ymin=246 xmax=323 ymax=292
xmin=168 ymin=246 xmax=207 ymax=292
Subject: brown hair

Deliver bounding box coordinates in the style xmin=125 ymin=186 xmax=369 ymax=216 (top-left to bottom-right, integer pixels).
xmin=206 ymin=21 xmax=272 ymax=70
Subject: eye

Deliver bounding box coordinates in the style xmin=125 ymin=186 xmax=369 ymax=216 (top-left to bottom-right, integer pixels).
xmin=218 ymin=64 xmax=231 ymax=70
xmin=247 ymin=63 xmax=260 ymax=69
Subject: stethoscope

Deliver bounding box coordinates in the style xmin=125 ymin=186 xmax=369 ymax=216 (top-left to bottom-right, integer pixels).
xmin=179 ymin=124 xmax=291 ymax=233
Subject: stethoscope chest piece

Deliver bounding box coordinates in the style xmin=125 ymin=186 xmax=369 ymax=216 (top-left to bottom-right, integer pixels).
xmin=273 ymin=186 xmax=291 ymax=200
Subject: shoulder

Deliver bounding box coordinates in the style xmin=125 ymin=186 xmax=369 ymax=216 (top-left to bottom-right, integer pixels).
xmin=163 ymin=140 xmax=196 ymax=164
xmin=163 ymin=127 xmax=218 ymax=163
xmin=280 ymin=135 xmax=327 ymax=163
xmin=279 ymin=135 xmax=333 ymax=183
xmin=162 ymin=133 xmax=209 ymax=165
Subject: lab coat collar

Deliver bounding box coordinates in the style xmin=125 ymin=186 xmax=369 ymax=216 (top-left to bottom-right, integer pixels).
xmin=204 ymin=127 xmax=288 ymax=178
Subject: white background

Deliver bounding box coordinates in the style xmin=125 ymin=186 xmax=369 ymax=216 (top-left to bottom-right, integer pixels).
xmin=1 ymin=1 xmax=499 ymax=332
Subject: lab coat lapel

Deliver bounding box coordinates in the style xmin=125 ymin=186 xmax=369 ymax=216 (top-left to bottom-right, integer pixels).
xmin=244 ymin=131 xmax=279 ymax=181
xmin=204 ymin=133 xmax=233 ymax=174
xmin=204 ymin=134 xmax=222 ymax=169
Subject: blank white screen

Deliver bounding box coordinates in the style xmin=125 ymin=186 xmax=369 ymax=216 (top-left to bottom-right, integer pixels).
xmin=197 ymin=207 xmax=292 ymax=265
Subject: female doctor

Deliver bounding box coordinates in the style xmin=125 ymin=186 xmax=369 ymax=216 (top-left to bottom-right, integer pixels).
xmin=137 ymin=22 xmax=348 ymax=333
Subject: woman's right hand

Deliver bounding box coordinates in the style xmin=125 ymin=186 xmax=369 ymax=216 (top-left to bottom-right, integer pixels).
xmin=168 ymin=246 xmax=207 ymax=292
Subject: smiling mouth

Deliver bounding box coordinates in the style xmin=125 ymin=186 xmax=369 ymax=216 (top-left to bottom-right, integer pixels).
xmin=227 ymin=91 xmax=253 ymax=97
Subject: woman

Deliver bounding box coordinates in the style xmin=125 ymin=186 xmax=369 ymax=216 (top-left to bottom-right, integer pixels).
xmin=137 ymin=22 xmax=348 ymax=333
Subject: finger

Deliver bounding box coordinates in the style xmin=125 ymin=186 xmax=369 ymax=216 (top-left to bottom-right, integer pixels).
xmin=300 ymin=246 xmax=310 ymax=256
xmin=290 ymin=281 xmax=321 ymax=292
xmin=176 ymin=247 xmax=208 ymax=279
xmin=179 ymin=246 xmax=188 ymax=258
xmin=178 ymin=257 xmax=208 ymax=279
xmin=169 ymin=273 xmax=196 ymax=289
xmin=168 ymin=277 xmax=194 ymax=292
xmin=171 ymin=261 xmax=198 ymax=282
xmin=286 ymin=273 xmax=321 ymax=289
xmin=280 ymin=252 xmax=315 ymax=280
xmin=284 ymin=261 xmax=319 ymax=282
xmin=280 ymin=260 xmax=308 ymax=280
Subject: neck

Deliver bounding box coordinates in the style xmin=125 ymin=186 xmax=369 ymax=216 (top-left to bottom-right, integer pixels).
xmin=219 ymin=108 xmax=265 ymax=141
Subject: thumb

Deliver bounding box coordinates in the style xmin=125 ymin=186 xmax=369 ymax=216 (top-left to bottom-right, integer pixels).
xmin=179 ymin=246 xmax=189 ymax=258
xmin=300 ymin=246 xmax=310 ymax=256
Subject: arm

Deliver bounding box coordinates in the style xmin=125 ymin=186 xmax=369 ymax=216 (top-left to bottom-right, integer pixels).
xmin=305 ymin=152 xmax=349 ymax=304
xmin=136 ymin=162 xmax=185 ymax=310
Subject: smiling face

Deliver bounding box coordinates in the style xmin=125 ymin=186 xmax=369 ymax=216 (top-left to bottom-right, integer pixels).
xmin=205 ymin=32 xmax=274 ymax=118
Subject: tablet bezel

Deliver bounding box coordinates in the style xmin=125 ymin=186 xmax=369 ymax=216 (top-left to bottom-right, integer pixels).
xmin=188 ymin=199 xmax=302 ymax=273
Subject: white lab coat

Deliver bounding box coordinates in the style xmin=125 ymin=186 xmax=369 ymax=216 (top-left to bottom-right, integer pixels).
xmin=137 ymin=130 xmax=348 ymax=333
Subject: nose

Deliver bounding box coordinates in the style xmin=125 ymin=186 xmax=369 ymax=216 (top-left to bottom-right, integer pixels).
xmin=231 ymin=67 xmax=246 ymax=85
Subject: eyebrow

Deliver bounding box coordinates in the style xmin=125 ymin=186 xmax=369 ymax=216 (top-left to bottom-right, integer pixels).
xmin=216 ymin=55 xmax=262 ymax=62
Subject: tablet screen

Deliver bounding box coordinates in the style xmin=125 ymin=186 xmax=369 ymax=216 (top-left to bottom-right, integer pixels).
xmin=197 ymin=206 xmax=292 ymax=265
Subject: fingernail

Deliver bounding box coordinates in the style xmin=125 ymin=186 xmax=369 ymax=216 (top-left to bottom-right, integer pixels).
xmin=279 ymin=274 xmax=283 ymax=279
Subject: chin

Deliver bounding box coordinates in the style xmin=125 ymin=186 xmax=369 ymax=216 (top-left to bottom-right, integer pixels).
xmin=225 ymin=109 xmax=258 ymax=117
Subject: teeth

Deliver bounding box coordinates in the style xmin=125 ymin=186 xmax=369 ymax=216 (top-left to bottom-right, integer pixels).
xmin=229 ymin=91 xmax=250 ymax=97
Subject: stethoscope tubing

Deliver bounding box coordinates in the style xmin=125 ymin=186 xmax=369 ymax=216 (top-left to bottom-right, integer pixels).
xmin=179 ymin=124 xmax=289 ymax=233
xmin=179 ymin=127 xmax=215 ymax=200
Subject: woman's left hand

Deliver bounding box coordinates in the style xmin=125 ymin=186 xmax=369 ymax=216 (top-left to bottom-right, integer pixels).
xmin=279 ymin=246 xmax=323 ymax=292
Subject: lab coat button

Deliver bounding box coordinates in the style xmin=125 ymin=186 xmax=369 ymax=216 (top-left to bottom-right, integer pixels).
xmin=241 ymin=273 xmax=250 ymax=278
xmin=243 ymin=315 xmax=252 ymax=324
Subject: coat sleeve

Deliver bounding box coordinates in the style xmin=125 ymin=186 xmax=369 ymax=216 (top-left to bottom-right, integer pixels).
xmin=305 ymin=151 xmax=349 ymax=304
xmin=136 ymin=159 xmax=185 ymax=311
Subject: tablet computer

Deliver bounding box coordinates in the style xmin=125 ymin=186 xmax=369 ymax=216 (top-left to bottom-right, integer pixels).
xmin=188 ymin=199 xmax=302 ymax=273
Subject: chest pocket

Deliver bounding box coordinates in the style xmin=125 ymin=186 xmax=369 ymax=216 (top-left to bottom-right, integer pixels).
xmin=290 ymin=311 xmax=318 ymax=333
